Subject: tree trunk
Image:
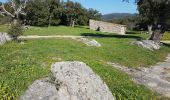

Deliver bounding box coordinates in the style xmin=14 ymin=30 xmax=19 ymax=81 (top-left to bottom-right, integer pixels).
xmin=13 ymin=19 xmax=18 ymax=25
xmin=71 ymin=20 xmax=75 ymax=27
xmin=148 ymin=25 xmax=153 ymax=34
xmin=48 ymin=15 xmax=52 ymax=27
xmin=149 ymin=24 xmax=166 ymax=43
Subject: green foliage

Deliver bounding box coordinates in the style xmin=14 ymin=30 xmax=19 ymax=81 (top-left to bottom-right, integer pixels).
xmin=162 ymin=32 xmax=170 ymax=40
xmin=88 ymin=8 xmax=102 ymax=21
xmin=137 ymin=0 xmax=170 ymax=25
xmin=8 ymin=23 xmax=23 ymax=39
xmin=25 ymin=0 xmax=101 ymax=26
xmin=0 ymin=16 xmax=12 ymax=25
xmin=108 ymin=16 xmax=139 ymax=30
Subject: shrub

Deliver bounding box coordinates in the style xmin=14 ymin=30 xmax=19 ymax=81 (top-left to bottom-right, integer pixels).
xmin=8 ymin=23 xmax=23 ymax=40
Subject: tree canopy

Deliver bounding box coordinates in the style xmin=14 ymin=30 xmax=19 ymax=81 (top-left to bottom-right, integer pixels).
xmin=0 ymin=0 xmax=102 ymax=26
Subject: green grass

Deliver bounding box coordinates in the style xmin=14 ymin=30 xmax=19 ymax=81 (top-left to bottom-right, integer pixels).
xmin=0 ymin=25 xmax=170 ymax=99
xmin=24 ymin=26 xmax=101 ymax=36
xmin=162 ymin=32 xmax=170 ymax=40
xmin=0 ymin=25 xmax=9 ymax=32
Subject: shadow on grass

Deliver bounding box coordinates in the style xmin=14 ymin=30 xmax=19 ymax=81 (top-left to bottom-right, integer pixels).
xmin=75 ymin=26 xmax=89 ymax=29
xmin=163 ymin=43 xmax=170 ymax=48
xmin=126 ymin=31 xmax=137 ymax=34
xmin=81 ymin=33 xmax=143 ymax=40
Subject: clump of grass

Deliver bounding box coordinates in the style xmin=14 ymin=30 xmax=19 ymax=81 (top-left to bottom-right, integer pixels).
xmin=0 ymin=83 xmax=16 ymax=99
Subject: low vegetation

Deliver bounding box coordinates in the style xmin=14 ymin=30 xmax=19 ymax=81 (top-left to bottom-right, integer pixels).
xmin=162 ymin=32 xmax=170 ymax=40
xmin=0 ymin=26 xmax=170 ymax=99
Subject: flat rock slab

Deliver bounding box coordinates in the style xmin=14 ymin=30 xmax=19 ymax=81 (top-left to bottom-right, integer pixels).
xmin=20 ymin=61 xmax=114 ymax=100
xmin=73 ymin=38 xmax=101 ymax=47
xmin=108 ymin=54 xmax=170 ymax=97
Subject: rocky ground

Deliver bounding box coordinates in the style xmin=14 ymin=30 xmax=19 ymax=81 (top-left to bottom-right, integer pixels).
xmin=108 ymin=54 xmax=170 ymax=97
xmin=20 ymin=61 xmax=114 ymax=100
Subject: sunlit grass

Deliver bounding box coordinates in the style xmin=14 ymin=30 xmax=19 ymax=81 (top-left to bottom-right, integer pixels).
xmin=0 ymin=26 xmax=170 ymax=99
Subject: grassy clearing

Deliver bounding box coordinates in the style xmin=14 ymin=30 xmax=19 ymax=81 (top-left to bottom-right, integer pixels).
xmin=1 ymin=24 xmax=170 ymax=41
xmin=0 ymin=26 xmax=170 ymax=99
xmin=24 ymin=26 xmax=101 ymax=36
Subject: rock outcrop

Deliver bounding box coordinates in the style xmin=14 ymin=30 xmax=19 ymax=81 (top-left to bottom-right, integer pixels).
xmin=0 ymin=32 xmax=12 ymax=45
xmin=20 ymin=61 xmax=114 ymax=100
xmin=74 ymin=38 xmax=101 ymax=47
xmin=132 ymin=40 xmax=161 ymax=51
xmin=108 ymin=54 xmax=170 ymax=97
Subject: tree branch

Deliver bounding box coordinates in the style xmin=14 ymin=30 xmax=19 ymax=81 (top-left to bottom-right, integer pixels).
xmin=10 ymin=0 xmax=17 ymax=11
xmin=0 ymin=3 xmax=15 ymax=17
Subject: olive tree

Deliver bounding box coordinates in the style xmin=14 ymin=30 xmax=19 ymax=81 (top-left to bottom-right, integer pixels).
xmin=0 ymin=0 xmax=27 ymax=24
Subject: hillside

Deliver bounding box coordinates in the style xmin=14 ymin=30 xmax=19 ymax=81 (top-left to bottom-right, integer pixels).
xmin=102 ymin=13 xmax=137 ymax=21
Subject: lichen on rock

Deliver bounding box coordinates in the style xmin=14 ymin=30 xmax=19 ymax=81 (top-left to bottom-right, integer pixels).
xmin=20 ymin=61 xmax=114 ymax=100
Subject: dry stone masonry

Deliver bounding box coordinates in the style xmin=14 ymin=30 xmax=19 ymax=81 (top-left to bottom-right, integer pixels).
xmin=20 ymin=61 xmax=114 ymax=100
xmin=89 ymin=19 xmax=126 ymax=35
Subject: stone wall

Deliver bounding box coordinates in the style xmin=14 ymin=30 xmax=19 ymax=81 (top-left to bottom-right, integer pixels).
xmin=0 ymin=32 xmax=12 ymax=45
xmin=89 ymin=19 xmax=126 ymax=35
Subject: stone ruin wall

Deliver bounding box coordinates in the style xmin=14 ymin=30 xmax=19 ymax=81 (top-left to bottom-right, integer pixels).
xmin=89 ymin=19 xmax=126 ymax=35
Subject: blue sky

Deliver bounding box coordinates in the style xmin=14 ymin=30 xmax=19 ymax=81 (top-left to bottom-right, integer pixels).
xmin=0 ymin=0 xmax=137 ymax=14
xmin=67 ymin=0 xmax=137 ymax=14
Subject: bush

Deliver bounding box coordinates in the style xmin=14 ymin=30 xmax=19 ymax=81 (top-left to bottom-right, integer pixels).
xmin=8 ymin=23 xmax=23 ymax=40
xmin=0 ymin=16 xmax=12 ymax=25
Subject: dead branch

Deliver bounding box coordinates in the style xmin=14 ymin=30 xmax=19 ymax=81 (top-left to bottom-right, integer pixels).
xmin=0 ymin=3 xmax=15 ymax=17
xmin=0 ymin=0 xmax=27 ymax=18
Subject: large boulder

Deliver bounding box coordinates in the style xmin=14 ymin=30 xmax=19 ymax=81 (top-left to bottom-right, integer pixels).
xmin=20 ymin=61 xmax=114 ymax=100
xmin=132 ymin=40 xmax=161 ymax=51
xmin=0 ymin=32 xmax=12 ymax=45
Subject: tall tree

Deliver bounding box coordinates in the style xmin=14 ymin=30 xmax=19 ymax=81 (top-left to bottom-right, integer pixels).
xmin=125 ymin=0 xmax=170 ymax=43
xmin=25 ymin=0 xmax=49 ymax=26
xmin=46 ymin=0 xmax=61 ymax=26
xmin=88 ymin=8 xmax=102 ymax=21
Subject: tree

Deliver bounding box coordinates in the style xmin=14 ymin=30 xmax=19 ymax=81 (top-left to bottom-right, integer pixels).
xmin=125 ymin=0 xmax=170 ymax=43
xmin=88 ymin=8 xmax=102 ymax=21
xmin=64 ymin=1 xmax=84 ymax=27
xmin=25 ymin=0 xmax=50 ymax=26
xmin=0 ymin=0 xmax=27 ymax=24
xmin=46 ymin=0 xmax=61 ymax=26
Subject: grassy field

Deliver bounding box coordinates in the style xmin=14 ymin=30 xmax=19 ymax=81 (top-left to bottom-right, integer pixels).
xmin=0 ymin=25 xmax=170 ymax=99
xmin=1 ymin=25 xmax=169 ymax=40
